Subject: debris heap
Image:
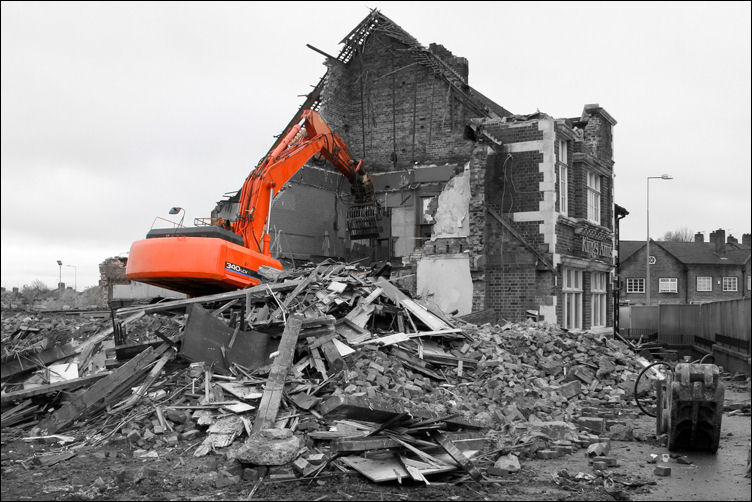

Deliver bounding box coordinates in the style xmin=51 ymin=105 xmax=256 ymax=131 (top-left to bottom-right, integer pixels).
xmin=0 ymin=260 xmax=665 ymax=488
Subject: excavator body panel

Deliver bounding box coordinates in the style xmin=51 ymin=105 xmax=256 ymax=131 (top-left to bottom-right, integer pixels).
xmin=126 ymin=235 xmax=282 ymax=297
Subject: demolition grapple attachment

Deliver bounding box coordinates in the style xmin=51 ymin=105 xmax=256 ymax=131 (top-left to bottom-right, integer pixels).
xmin=655 ymin=363 xmax=725 ymax=452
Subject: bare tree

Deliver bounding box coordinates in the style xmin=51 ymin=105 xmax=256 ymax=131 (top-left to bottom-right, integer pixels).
xmin=662 ymin=227 xmax=694 ymax=242
xmin=20 ymin=279 xmax=50 ymax=305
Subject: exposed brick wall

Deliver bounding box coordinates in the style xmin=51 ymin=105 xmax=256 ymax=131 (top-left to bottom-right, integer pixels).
xmin=319 ymin=31 xmax=475 ymax=172
xmin=468 ymin=145 xmax=490 ymax=311
xmin=556 ymin=221 xmax=577 ymax=255
xmin=485 ymin=150 xmax=543 ymax=214
xmin=583 ymin=113 xmax=613 ymax=162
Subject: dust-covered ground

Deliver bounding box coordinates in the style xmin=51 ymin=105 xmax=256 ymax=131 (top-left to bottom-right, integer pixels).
xmin=2 ymin=387 xmax=749 ymax=501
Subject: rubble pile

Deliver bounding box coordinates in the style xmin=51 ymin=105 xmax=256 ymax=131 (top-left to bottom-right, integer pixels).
xmin=1 ymin=312 xmax=109 ymax=366
xmin=0 ymin=260 xmax=665 ymax=489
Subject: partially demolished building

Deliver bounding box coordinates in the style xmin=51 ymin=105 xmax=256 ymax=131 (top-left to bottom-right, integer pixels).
xmin=218 ymin=10 xmax=617 ymax=330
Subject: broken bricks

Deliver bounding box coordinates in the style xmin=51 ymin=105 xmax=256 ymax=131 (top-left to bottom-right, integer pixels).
xmin=1 ymin=258 xmax=668 ymax=491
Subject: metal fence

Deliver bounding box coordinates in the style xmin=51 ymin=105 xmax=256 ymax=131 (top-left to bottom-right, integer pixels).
xmin=620 ymin=298 xmax=751 ymax=355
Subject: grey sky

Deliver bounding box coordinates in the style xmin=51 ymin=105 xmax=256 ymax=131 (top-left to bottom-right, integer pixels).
xmin=2 ymin=1 xmax=750 ymax=290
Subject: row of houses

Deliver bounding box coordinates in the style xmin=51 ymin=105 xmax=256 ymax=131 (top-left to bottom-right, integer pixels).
xmin=619 ymin=230 xmax=751 ymax=306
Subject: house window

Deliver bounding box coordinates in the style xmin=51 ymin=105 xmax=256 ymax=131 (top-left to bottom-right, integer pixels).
xmin=586 ymin=172 xmax=601 ymax=224
xmin=591 ymin=272 xmax=607 ymax=328
xmin=659 ymin=278 xmax=678 ymax=293
xmin=696 ymin=276 xmax=712 ymax=292
xmin=722 ymin=277 xmax=738 ymax=292
xmin=558 ymin=139 xmax=568 ymax=164
xmin=562 ymin=267 xmax=583 ymax=330
xmin=626 ymin=278 xmax=645 ymax=294
xmin=559 ymin=165 xmax=568 ymax=216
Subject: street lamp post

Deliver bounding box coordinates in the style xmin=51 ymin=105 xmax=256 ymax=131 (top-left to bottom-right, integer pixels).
xmin=66 ymin=264 xmax=77 ymax=292
xmin=646 ymin=175 xmax=673 ymax=305
xmin=56 ymin=260 xmax=62 ymax=287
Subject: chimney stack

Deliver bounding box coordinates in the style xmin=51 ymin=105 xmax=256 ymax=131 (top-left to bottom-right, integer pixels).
xmin=743 ymin=233 xmax=751 ymax=248
xmin=694 ymin=232 xmax=704 ymax=243
xmin=727 ymin=234 xmax=738 ymax=245
xmin=710 ymin=228 xmax=726 ymax=255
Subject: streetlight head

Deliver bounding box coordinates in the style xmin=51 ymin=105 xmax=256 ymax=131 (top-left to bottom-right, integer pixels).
xmin=661 ymin=174 xmax=673 ymax=180
xmin=168 ymin=207 xmax=183 ymax=215
xmin=57 ymin=260 xmax=62 ymax=266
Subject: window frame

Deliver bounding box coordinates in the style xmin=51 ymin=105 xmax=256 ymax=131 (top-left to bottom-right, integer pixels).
xmin=558 ymin=164 xmax=568 ymax=216
xmin=562 ymin=267 xmax=583 ymax=330
xmin=586 ymin=172 xmax=601 ymax=225
xmin=626 ymin=278 xmax=645 ymax=294
xmin=591 ymin=272 xmax=607 ymax=328
xmin=658 ymin=277 xmax=678 ymax=293
xmin=722 ymin=276 xmax=738 ymax=292
xmin=696 ymin=276 xmax=712 ymax=292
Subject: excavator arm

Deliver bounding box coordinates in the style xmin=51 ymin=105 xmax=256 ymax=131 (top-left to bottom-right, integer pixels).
xmin=125 ymin=109 xmax=379 ymax=296
xmin=234 ymin=110 xmax=373 ymax=255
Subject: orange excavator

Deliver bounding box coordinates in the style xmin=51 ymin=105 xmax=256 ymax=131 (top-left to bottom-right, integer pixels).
xmin=125 ymin=109 xmax=379 ymax=297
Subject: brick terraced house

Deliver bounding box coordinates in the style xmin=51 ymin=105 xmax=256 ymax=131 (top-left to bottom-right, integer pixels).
xmin=215 ymin=10 xmax=619 ymax=329
xmin=619 ymin=230 xmax=751 ymax=305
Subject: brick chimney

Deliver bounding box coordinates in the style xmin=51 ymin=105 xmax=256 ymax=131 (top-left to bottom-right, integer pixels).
xmin=743 ymin=233 xmax=751 ymax=248
xmin=694 ymin=232 xmax=704 ymax=243
xmin=710 ymin=228 xmax=726 ymax=256
xmin=727 ymin=234 xmax=738 ymax=245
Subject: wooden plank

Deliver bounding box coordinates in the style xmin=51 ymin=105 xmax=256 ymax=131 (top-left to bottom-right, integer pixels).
xmin=252 ymin=315 xmax=303 ymax=433
xmin=391 ymin=348 xmax=445 ymax=381
xmin=115 ymin=279 xmax=302 ymax=315
xmin=269 ymin=271 xmax=317 ymax=322
xmin=429 ymin=431 xmax=482 ymax=480
xmin=356 ymin=329 xmax=462 ymax=347
xmin=400 ymin=456 xmax=430 ymax=484
xmin=113 ymin=350 xmax=174 ymax=411
xmin=306 ymin=338 xmax=328 ymax=380
xmin=216 ymin=382 xmax=263 ymax=401
xmin=331 ymin=436 xmax=400 ymax=453
xmin=319 ymin=340 xmax=345 ymax=372
xmin=320 ymin=394 xmax=484 ymax=431
xmin=375 ymin=277 xmax=450 ymax=331
xmin=0 ymin=373 xmax=111 ymax=406
xmin=336 ymin=318 xmax=371 ymax=344
xmin=1 ymin=400 xmax=33 ymax=420
xmin=331 ymin=339 xmax=355 ymax=357
xmin=212 ymin=298 xmax=240 ymax=317
xmin=344 ymin=303 xmax=375 ymax=328
xmin=39 ymin=342 xmax=170 ymax=435
xmin=1 ymin=343 xmax=78 ymax=380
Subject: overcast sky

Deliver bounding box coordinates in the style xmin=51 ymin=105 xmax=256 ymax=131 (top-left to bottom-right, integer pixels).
xmin=2 ymin=1 xmax=750 ymax=291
